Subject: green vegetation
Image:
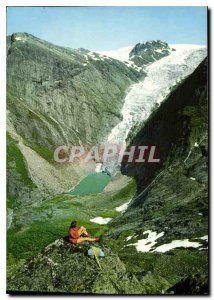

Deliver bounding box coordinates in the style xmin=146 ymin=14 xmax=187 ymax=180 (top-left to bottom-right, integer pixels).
xmin=7 ymin=179 xmax=137 ymax=276
xmin=7 ymin=218 xmax=108 ymax=277
xmin=7 ymin=134 xmax=35 ymax=189
xmin=26 ymin=141 xmax=53 ymax=163
xmin=108 ymin=238 xmax=208 ymax=286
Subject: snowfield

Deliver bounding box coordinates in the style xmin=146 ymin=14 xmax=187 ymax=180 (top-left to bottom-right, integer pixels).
xmin=153 ymin=239 xmax=202 ymax=253
xmin=90 ymin=217 xmax=112 ymax=225
xmin=115 ymin=199 xmax=131 ymax=213
xmin=127 ymin=230 xmax=165 ymax=252
xmin=98 ymin=46 xmax=134 ymax=62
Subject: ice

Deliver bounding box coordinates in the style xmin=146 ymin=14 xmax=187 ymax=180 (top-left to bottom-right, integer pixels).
xmin=108 ymin=45 xmax=206 ymax=145
xmin=103 ymin=45 xmax=207 ymax=174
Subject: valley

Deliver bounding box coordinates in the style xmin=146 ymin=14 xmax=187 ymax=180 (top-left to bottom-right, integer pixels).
xmin=6 ymin=33 xmax=208 ymax=294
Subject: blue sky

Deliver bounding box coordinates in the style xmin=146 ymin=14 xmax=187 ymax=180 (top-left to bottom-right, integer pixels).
xmin=7 ymin=7 xmax=207 ymax=51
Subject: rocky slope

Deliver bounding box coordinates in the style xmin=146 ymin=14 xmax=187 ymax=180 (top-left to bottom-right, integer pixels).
xmin=7 ymin=239 xmax=147 ymax=294
xmin=7 ymin=33 xmax=141 ymax=148
xmin=129 ymin=40 xmax=173 ymax=67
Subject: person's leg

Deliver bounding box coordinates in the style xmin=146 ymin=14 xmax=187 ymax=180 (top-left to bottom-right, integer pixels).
xmin=76 ymin=237 xmax=98 ymax=244
xmin=78 ymin=226 xmax=89 ymax=236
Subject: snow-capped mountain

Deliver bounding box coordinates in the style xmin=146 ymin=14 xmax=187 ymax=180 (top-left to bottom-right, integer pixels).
xmin=98 ymin=40 xmax=173 ymax=65
xmin=107 ymin=44 xmax=207 ymax=143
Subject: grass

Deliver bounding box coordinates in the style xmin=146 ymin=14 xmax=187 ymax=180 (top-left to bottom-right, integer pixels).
xmin=7 ymin=217 xmax=109 ymax=277
xmin=7 ymin=133 xmax=36 ymax=190
xmin=26 ymin=141 xmax=53 ymax=163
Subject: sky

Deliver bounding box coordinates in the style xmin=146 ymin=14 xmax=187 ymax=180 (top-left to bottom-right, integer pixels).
xmin=7 ymin=7 xmax=207 ymax=51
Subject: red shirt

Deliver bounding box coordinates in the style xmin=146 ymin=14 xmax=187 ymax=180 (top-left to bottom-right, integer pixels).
xmin=69 ymin=227 xmax=79 ymax=244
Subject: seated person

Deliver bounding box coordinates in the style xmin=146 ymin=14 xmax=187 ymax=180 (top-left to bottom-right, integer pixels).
xmin=68 ymin=220 xmax=100 ymax=244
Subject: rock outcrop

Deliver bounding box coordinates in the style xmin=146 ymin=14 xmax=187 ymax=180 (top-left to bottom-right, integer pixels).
xmin=129 ymin=40 xmax=173 ymax=66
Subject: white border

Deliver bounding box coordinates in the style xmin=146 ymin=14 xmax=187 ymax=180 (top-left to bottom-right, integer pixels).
xmin=0 ymin=1 xmax=212 ymax=299
xmin=1 ymin=0 xmax=212 ymax=6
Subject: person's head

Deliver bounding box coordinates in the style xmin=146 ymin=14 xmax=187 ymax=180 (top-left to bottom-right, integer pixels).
xmin=70 ymin=220 xmax=77 ymax=228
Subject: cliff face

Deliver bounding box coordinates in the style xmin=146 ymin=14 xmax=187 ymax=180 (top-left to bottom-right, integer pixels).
xmin=7 ymin=33 xmax=141 ymax=149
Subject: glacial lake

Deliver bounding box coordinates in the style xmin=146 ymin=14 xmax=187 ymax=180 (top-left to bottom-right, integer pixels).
xmin=69 ymin=173 xmax=111 ymax=196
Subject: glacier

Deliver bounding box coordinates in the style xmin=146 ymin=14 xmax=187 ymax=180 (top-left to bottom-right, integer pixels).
xmin=102 ymin=45 xmax=207 ymax=175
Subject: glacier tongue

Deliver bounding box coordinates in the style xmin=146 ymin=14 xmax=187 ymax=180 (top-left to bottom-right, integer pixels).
xmin=102 ymin=45 xmax=207 ymax=174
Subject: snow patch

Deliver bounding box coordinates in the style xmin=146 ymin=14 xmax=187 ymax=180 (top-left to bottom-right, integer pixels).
xmin=14 ymin=36 xmax=26 ymax=42
xmin=115 ymin=199 xmax=131 ymax=213
xmin=125 ymin=60 xmax=143 ymax=71
xmin=153 ymin=239 xmax=202 ymax=253
xmin=155 ymin=49 xmax=164 ymax=53
xmin=98 ymin=46 xmax=134 ymax=62
xmin=126 ymin=235 xmax=135 ymax=241
xmin=198 ymin=235 xmax=208 ymax=241
xmin=127 ymin=230 xmax=164 ymax=252
xmin=86 ymin=52 xmax=106 ymax=61
xmin=95 ymin=163 xmax=102 ymax=173
xmin=7 ymin=208 xmax=13 ymax=230
xmin=90 ymin=217 xmax=112 ymax=225
xmin=127 ymin=232 xmax=207 ymax=253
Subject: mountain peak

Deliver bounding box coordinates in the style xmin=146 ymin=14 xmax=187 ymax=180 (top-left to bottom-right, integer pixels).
xmin=129 ymin=40 xmax=172 ymax=66
xmin=11 ymin=32 xmax=32 ymax=42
